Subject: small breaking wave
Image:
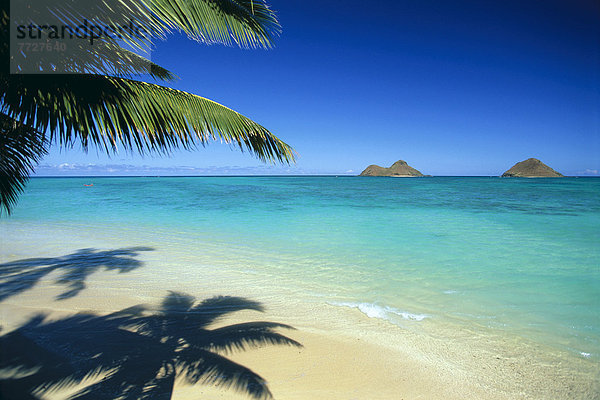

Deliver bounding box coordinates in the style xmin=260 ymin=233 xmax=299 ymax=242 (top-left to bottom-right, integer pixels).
xmin=330 ymin=301 xmax=428 ymax=322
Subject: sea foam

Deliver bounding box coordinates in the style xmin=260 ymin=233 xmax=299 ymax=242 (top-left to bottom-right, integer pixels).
xmin=331 ymin=301 xmax=428 ymax=322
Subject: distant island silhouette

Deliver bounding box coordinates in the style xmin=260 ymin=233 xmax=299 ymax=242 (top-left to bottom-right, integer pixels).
xmin=359 ymin=160 xmax=425 ymax=177
xmin=502 ymin=158 xmax=564 ymax=177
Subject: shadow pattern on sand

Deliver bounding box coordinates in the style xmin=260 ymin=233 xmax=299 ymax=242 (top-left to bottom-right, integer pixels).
xmin=0 ymin=247 xmax=153 ymax=301
xmin=0 ymin=291 xmax=301 ymax=399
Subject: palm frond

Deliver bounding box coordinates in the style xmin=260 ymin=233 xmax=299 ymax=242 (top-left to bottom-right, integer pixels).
xmin=39 ymin=0 xmax=281 ymax=49
xmin=4 ymin=0 xmax=279 ymax=78
xmin=1 ymin=1 xmax=293 ymax=213
xmin=0 ymin=113 xmax=47 ymax=215
xmin=3 ymin=1 xmax=149 ymax=77
xmin=5 ymin=0 xmax=279 ymax=61
xmin=14 ymin=42 xmax=176 ymax=80
xmin=1 ymin=74 xmax=295 ymax=163
xmin=145 ymin=0 xmax=281 ymax=49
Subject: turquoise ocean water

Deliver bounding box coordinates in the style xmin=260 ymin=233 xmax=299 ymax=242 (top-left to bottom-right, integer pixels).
xmin=3 ymin=176 xmax=600 ymax=364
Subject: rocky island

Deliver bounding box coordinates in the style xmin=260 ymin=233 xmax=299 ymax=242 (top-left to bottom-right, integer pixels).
xmin=501 ymin=158 xmax=564 ymax=177
xmin=359 ymin=160 xmax=424 ymax=177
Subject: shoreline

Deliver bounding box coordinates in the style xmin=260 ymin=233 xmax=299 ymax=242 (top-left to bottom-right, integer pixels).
xmin=1 ymin=221 xmax=599 ymax=399
xmin=4 ymin=291 xmax=597 ymax=400
xmin=186 ymin=313 xmax=600 ymax=400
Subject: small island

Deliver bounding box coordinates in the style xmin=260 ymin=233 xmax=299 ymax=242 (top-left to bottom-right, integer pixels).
xmin=359 ymin=160 xmax=424 ymax=177
xmin=501 ymin=158 xmax=564 ymax=178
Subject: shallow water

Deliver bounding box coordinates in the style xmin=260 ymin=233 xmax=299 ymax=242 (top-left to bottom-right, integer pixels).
xmin=2 ymin=176 xmax=599 ymax=366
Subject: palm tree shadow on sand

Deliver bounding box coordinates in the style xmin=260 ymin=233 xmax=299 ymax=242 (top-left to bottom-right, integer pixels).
xmin=0 ymin=291 xmax=302 ymax=399
xmin=0 ymin=247 xmax=154 ymax=302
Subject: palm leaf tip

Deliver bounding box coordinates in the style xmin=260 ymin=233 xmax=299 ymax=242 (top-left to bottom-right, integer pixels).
xmin=0 ymin=114 xmax=47 ymax=215
xmin=1 ymin=75 xmax=295 ymax=164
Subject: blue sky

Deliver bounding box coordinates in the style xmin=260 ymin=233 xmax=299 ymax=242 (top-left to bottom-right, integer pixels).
xmin=38 ymin=0 xmax=600 ymax=176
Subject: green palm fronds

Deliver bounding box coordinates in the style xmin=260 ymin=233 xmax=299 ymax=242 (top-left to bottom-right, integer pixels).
xmin=0 ymin=0 xmax=295 ymax=214
xmin=1 ymin=74 xmax=295 ymax=162
xmin=8 ymin=0 xmax=280 ymax=53
xmin=145 ymin=0 xmax=281 ymax=48
xmin=0 ymin=113 xmax=47 ymax=214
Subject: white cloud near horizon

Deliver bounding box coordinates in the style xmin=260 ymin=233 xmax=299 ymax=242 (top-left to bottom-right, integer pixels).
xmin=582 ymin=169 xmax=599 ymax=175
xmin=34 ymin=163 xmax=350 ymax=176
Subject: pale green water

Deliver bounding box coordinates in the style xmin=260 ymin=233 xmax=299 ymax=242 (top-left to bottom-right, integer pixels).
xmin=2 ymin=176 xmax=600 ymax=363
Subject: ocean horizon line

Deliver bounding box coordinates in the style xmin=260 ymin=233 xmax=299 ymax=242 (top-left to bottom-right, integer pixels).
xmin=29 ymin=174 xmax=600 ymax=178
